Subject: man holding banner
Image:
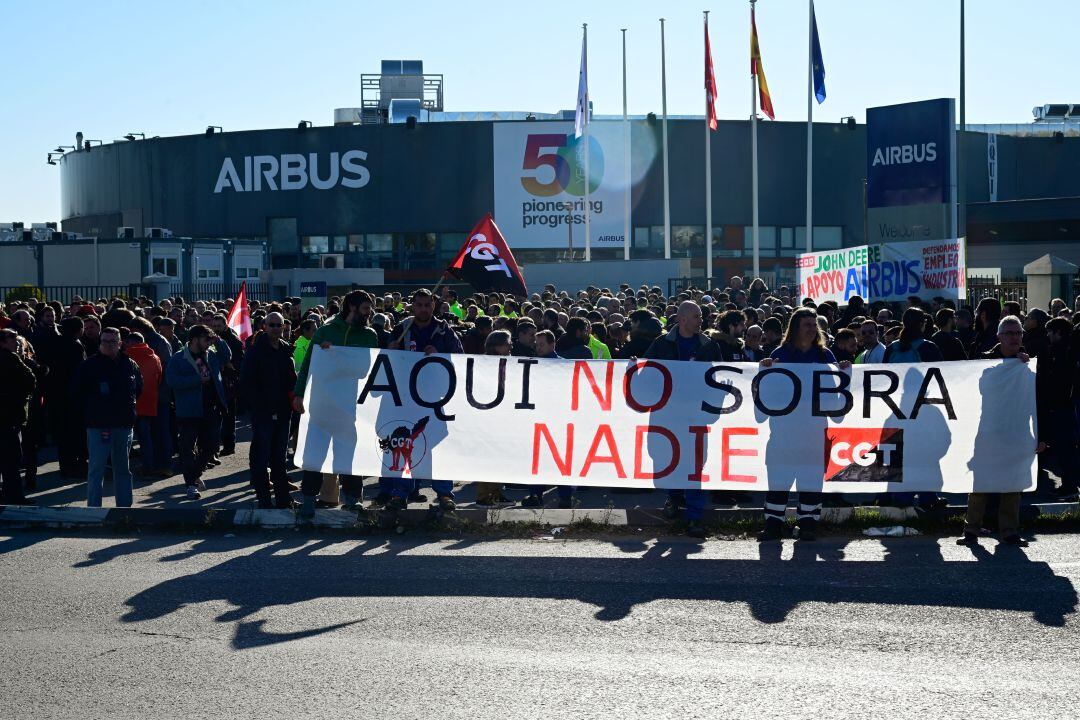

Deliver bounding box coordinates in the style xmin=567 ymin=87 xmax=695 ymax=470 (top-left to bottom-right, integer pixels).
xmin=385 ymin=289 xmax=463 ymax=513
xmin=645 ymin=300 xmax=720 ymax=538
xmin=959 ymin=316 xmax=1040 ymax=546
xmin=293 ymin=290 xmax=380 ymax=520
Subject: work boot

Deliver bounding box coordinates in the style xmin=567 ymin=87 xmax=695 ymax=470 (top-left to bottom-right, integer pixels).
xmin=686 ymin=521 xmax=707 ymax=539
xmin=298 ymin=495 xmax=316 ymax=521
xmin=437 ymin=495 xmax=456 ymax=513
xmin=521 ymin=494 xmax=543 ymax=508
xmin=955 ymin=531 xmax=978 ymax=546
xmin=757 ymin=522 xmax=783 ymax=542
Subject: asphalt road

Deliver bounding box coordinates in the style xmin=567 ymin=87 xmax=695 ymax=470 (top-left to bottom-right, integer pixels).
xmin=1 ymin=529 xmax=1077 ymax=720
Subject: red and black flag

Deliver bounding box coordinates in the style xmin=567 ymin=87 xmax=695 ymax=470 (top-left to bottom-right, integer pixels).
xmin=446 ymin=213 xmax=527 ymax=297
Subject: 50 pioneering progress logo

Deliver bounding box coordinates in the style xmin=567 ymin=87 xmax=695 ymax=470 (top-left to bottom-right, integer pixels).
xmin=517 ymin=133 xmax=604 ymax=230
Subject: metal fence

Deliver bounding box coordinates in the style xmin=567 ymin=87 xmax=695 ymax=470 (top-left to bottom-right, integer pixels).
xmin=168 ymin=282 xmax=270 ymax=302
xmin=0 ymin=285 xmax=143 ymax=305
xmin=966 ymin=277 xmax=1028 ymax=311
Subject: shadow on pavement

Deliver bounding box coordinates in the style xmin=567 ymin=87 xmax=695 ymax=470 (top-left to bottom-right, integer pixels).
xmin=98 ymin=534 xmax=1080 ymax=650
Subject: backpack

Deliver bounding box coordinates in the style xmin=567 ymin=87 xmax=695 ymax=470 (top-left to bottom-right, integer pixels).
xmin=884 ymin=338 xmax=924 ymax=363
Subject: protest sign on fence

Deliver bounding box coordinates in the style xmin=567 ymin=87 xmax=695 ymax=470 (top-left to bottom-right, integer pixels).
xmin=796 ymin=238 xmax=966 ymax=305
xmin=296 ymin=347 xmax=1036 ymax=494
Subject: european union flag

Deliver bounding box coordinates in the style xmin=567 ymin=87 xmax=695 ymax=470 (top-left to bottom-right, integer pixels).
xmin=811 ymin=4 xmax=826 ymax=104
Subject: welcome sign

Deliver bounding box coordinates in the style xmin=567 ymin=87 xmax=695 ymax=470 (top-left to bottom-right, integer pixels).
xmin=296 ymin=347 xmax=1035 ymax=494
xmin=796 ymin=238 xmax=966 ymax=305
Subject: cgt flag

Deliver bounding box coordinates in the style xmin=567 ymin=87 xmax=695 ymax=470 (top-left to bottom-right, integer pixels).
xmin=226 ymin=281 xmax=252 ymax=341
xmin=446 ymin=213 xmax=527 ymax=296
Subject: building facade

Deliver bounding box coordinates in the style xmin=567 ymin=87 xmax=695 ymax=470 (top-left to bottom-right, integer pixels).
xmin=56 ymin=116 xmax=1080 ymax=283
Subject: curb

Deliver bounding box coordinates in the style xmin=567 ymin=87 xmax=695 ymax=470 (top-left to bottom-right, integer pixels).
xmin=0 ymin=502 xmax=1076 ymax=531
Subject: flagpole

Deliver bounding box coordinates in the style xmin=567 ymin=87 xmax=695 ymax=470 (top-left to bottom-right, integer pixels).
xmin=805 ymin=0 xmax=814 ymax=254
xmin=750 ymin=0 xmax=760 ymax=280
xmin=583 ymin=23 xmax=591 ymax=263
xmin=704 ymin=11 xmax=713 ymax=287
xmin=660 ymin=17 xmax=671 ymax=260
xmin=622 ymin=28 xmax=631 ymax=262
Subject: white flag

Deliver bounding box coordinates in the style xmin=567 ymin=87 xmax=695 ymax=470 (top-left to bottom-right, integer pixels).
xmin=574 ymin=29 xmax=589 ymax=138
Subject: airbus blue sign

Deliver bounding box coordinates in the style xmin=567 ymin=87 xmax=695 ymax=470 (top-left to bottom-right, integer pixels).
xmin=866 ymin=99 xmax=955 ymax=209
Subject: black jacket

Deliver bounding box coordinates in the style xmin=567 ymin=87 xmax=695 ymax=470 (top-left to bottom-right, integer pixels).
xmin=1036 ymin=339 xmax=1073 ymax=412
xmin=511 ymin=340 xmax=536 ymax=358
xmin=643 ymin=329 xmax=721 ymax=362
xmin=71 ymin=352 xmax=143 ymax=429
xmin=615 ymin=334 xmax=656 ymax=360
xmin=557 ymin=340 xmax=593 ymax=360
xmin=0 ymin=350 xmax=36 ymax=428
xmin=1023 ymin=327 xmax=1049 ymax=359
xmin=239 ymin=333 xmax=297 ymax=416
xmin=43 ymin=336 xmax=86 ymax=401
xmin=710 ymin=331 xmax=750 ymax=362
xmin=930 ymin=330 xmax=968 ymax=362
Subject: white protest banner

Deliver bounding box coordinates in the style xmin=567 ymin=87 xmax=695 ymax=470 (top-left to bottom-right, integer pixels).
xmin=877 ymin=237 xmax=966 ymax=303
xmin=796 ymin=246 xmax=871 ymax=305
xmin=296 ymin=348 xmax=1037 ymax=494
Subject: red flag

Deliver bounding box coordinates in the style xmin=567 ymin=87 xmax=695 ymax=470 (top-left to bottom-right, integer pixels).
xmin=705 ymin=16 xmax=719 ymax=131
xmin=447 ymin=213 xmax=527 ymax=297
xmin=750 ymin=6 xmax=775 ymax=120
xmin=226 ymin=281 xmax=252 ymax=341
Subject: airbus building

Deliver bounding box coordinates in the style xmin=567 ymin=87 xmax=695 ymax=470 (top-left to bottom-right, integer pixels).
xmin=52 ymin=60 xmax=1080 ymax=289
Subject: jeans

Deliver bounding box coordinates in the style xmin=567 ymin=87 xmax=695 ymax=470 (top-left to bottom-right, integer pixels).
xmin=220 ymin=400 xmax=236 ymax=452
xmin=177 ymin=409 xmax=220 ymax=487
xmin=0 ymin=425 xmax=25 ymax=505
xmin=155 ymin=392 xmax=174 ymax=464
xmin=135 ymin=417 xmax=156 ymax=474
xmin=683 ymin=489 xmax=707 ymax=521
xmin=87 ymin=427 xmax=133 ymax=507
xmin=249 ymin=412 xmax=293 ymax=507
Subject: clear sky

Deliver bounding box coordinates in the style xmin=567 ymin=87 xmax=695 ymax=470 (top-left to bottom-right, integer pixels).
xmin=1 ymin=0 xmax=1074 ymax=223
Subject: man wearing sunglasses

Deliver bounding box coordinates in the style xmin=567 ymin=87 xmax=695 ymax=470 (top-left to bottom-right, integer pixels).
xmin=854 ymin=320 xmax=886 ymax=364
xmin=241 ymin=312 xmax=297 ymax=509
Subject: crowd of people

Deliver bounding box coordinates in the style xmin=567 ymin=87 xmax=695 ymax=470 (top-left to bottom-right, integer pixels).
xmin=0 ymin=276 xmax=1074 ymax=544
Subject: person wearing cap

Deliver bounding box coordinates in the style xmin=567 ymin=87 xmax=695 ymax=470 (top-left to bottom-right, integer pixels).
xmin=166 ymin=324 xmax=227 ymax=500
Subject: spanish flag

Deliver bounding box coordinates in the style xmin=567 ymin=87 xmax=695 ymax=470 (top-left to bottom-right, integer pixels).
xmin=750 ymin=6 xmax=775 ymax=120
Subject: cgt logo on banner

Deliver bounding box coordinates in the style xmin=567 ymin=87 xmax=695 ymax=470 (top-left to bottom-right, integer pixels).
xmin=493 ymin=121 xmax=630 ymax=249
xmin=824 ymin=428 xmax=903 ymax=483
xmin=295 ymin=347 xmax=1037 ymax=494
xmin=797 ymin=237 xmax=966 ymax=305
